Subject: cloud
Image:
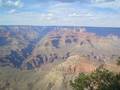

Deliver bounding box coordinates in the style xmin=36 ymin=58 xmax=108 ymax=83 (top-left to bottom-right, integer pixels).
xmin=68 ymin=12 xmax=93 ymax=17
xmin=1 ymin=0 xmax=23 ymax=8
xmin=50 ymin=0 xmax=119 ymax=13
xmin=47 ymin=2 xmax=91 ymax=17
xmin=92 ymin=0 xmax=115 ymax=3
xmin=8 ymin=9 xmax=16 ymax=13
xmin=0 ymin=0 xmax=23 ymax=13
xmin=0 ymin=11 xmax=120 ymax=27
xmin=0 ymin=0 xmax=120 ymax=27
xmin=92 ymin=0 xmax=120 ymax=12
xmin=54 ymin=0 xmax=91 ymax=3
xmin=53 ymin=0 xmax=115 ymax=3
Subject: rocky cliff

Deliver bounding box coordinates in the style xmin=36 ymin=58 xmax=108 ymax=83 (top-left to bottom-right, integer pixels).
xmin=0 ymin=26 xmax=120 ymax=90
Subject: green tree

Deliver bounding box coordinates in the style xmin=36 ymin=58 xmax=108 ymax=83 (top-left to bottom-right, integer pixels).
xmin=70 ymin=67 xmax=120 ymax=90
xmin=70 ymin=73 xmax=89 ymax=90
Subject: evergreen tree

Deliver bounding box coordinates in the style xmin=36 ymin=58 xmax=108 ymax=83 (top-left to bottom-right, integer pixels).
xmin=70 ymin=67 xmax=120 ymax=90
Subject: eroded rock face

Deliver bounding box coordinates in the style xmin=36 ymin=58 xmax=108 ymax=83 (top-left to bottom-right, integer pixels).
xmin=0 ymin=26 xmax=54 ymax=68
xmin=0 ymin=55 xmax=120 ymax=90
xmin=22 ymin=27 xmax=120 ymax=69
xmin=0 ymin=26 xmax=120 ymax=90
xmin=56 ymin=55 xmax=96 ymax=74
xmin=0 ymin=26 xmax=120 ymax=70
xmin=37 ymin=55 xmax=96 ymax=90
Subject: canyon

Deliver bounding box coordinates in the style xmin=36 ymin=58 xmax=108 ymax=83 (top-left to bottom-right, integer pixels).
xmin=0 ymin=26 xmax=120 ymax=90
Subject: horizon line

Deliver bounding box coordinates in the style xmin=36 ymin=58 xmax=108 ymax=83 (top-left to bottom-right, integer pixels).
xmin=0 ymin=25 xmax=120 ymax=28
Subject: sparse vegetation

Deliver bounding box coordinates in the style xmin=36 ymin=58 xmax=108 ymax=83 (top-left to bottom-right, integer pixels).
xmin=27 ymin=82 xmax=34 ymax=90
xmin=70 ymin=67 xmax=120 ymax=90
xmin=0 ymin=26 xmax=120 ymax=90
xmin=117 ymin=57 xmax=120 ymax=66
xmin=0 ymin=80 xmax=10 ymax=90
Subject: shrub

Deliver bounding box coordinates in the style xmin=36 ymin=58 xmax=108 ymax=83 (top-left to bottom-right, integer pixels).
xmin=70 ymin=67 xmax=120 ymax=90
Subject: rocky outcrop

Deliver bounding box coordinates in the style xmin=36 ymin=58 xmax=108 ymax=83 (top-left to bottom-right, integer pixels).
xmin=0 ymin=26 xmax=120 ymax=90
xmin=22 ymin=27 xmax=120 ymax=69
xmin=0 ymin=26 xmax=54 ymax=68
xmin=36 ymin=55 xmax=96 ymax=90
xmin=0 ymin=26 xmax=120 ymax=70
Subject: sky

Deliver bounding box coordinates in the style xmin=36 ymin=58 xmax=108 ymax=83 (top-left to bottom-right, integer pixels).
xmin=0 ymin=0 xmax=120 ymax=27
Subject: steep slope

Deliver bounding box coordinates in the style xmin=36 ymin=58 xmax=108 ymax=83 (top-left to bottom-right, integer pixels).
xmin=0 ymin=26 xmax=120 ymax=70
xmin=0 ymin=26 xmax=120 ymax=90
xmin=0 ymin=55 xmax=96 ymax=90
xmin=22 ymin=27 xmax=120 ymax=69
xmin=38 ymin=55 xmax=96 ymax=90
xmin=0 ymin=26 xmax=55 ymax=68
xmin=27 ymin=55 xmax=120 ymax=90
